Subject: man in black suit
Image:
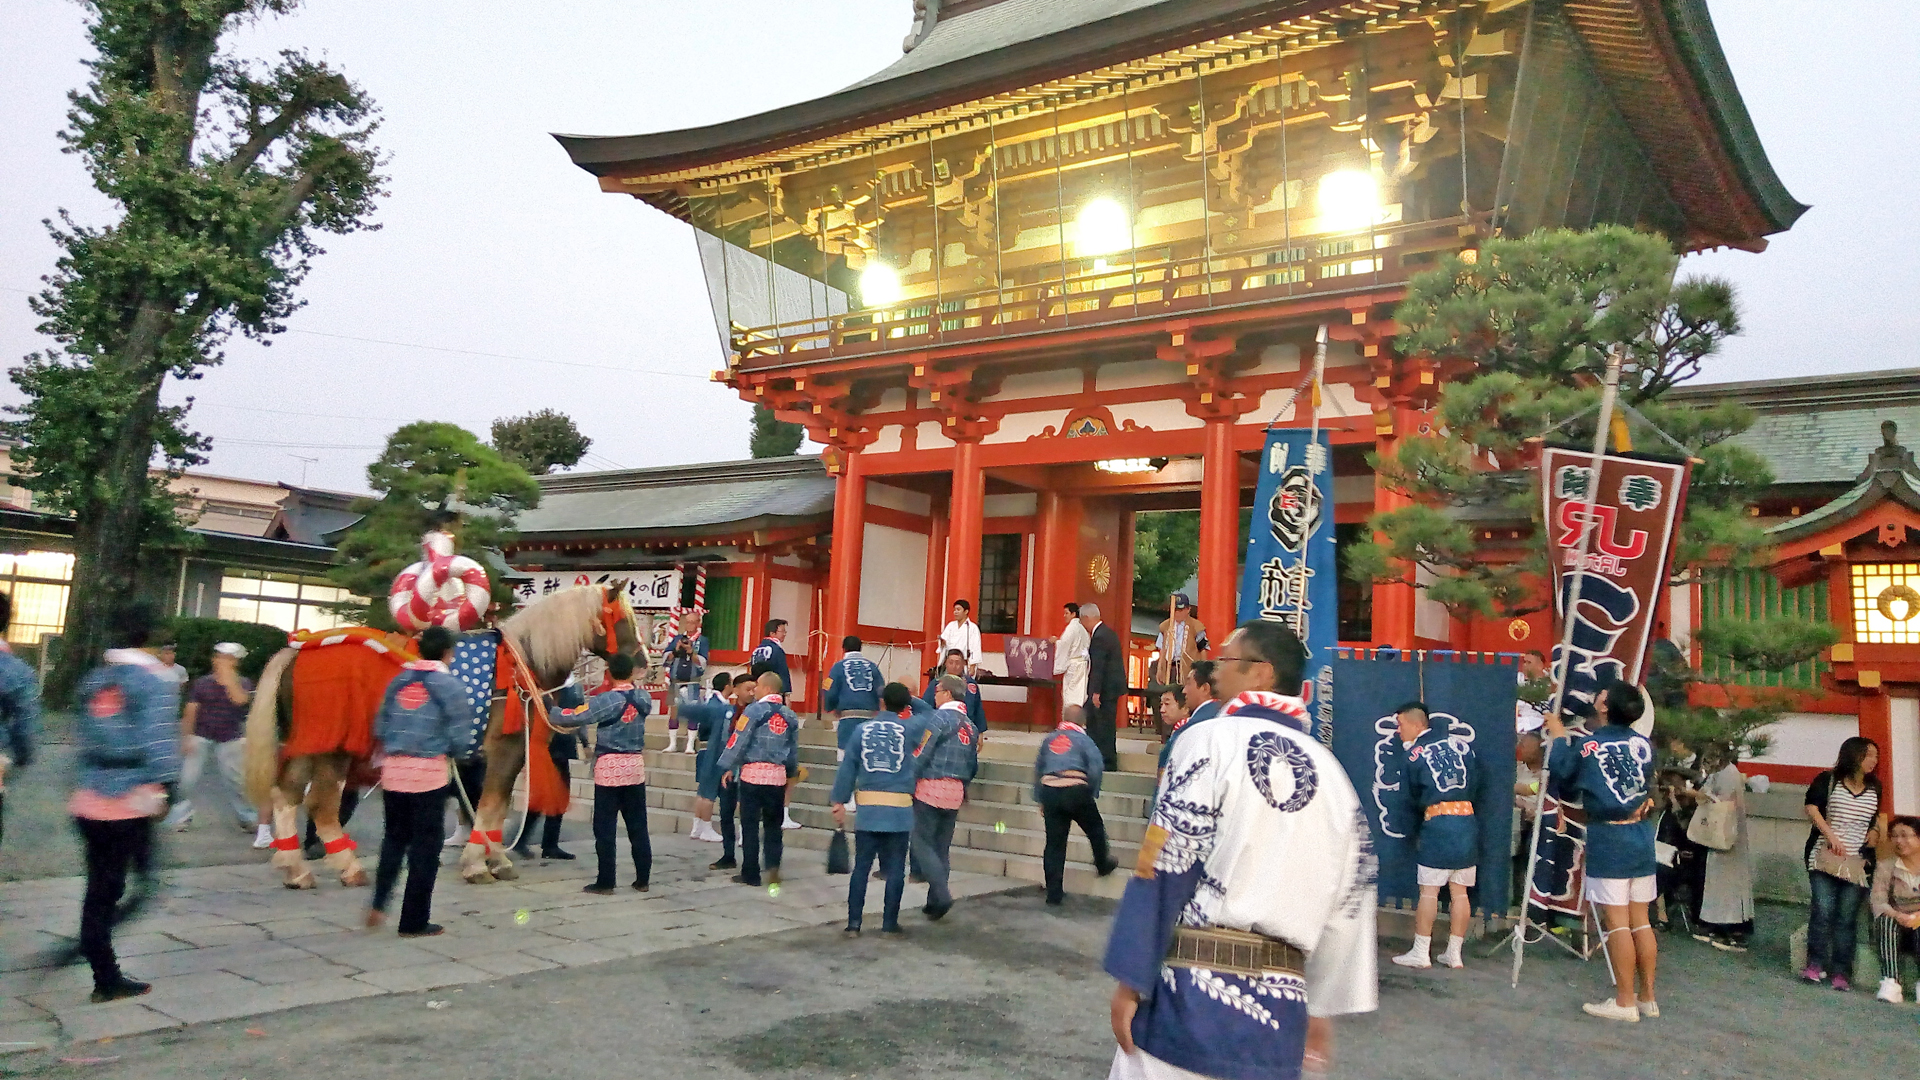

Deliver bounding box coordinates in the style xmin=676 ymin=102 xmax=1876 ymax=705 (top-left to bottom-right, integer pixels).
xmin=1080 ymin=602 xmax=1125 ymax=771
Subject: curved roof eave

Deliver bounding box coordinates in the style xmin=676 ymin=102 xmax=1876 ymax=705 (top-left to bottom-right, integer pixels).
xmin=552 ymin=0 xmax=1296 ymax=179
xmin=1660 ymin=0 xmax=1808 ymax=234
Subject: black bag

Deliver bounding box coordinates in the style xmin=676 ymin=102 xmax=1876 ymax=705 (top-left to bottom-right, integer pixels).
xmin=826 ymin=829 xmax=851 ymax=875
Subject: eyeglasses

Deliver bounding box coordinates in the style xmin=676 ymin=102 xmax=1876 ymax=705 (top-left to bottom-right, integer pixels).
xmin=1215 ymin=654 xmax=1269 ymax=667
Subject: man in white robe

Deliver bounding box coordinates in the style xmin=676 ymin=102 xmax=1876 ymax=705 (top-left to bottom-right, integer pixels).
xmin=1053 ymin=601 xmax=1091 ymax=714
xmin=1105 ymin=619 xmax=1377 ymax=1080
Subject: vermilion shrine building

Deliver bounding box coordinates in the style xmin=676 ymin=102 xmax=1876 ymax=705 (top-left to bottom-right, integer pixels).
xmin=533 ymin=1 xmax=1920 ymax=804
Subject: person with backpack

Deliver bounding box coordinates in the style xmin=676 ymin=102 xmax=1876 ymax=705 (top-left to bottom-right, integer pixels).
xmin=70 ymin=604 xmax=181 ymax=1002
xmin=550 ymin=652 xmax=653 ymax=894
xmin=0 ymin=593 xmax=41 ymax=850
xmin=367 ymin=626 xmax=467 ymax=938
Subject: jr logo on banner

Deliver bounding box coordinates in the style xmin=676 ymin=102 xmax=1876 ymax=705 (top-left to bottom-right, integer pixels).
xmin=1238 ymin=429 xmax=1337 ymax=720
xmin=1539 ymin=448 xmax=1690 ymax=717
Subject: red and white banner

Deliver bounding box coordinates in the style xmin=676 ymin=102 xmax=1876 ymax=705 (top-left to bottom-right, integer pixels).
xmin=1539 ymin=448 xmax=1691 ymax=715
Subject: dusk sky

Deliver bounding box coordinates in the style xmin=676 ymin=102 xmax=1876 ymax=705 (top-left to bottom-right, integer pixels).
xmin=2 ymin=1 xmax=1913 ymax=495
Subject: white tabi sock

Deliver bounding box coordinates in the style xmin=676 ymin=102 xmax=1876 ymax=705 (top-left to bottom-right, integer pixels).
xmin=1392 ymin=935 xmax=1432 ymax=968
xmin=1440 ymin=935 xmax=1465 ymax=968
xmin=664 ymin=731 xmax=679 ymax=753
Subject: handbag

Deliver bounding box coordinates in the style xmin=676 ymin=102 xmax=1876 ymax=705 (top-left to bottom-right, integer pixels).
xmin=1687 ymin=797 xmax=1739 ymax=851
xmin=825 ymin=828 xmax=851 ymax=875
xmin=1814 ymin=845 xmax=1870 ymax=887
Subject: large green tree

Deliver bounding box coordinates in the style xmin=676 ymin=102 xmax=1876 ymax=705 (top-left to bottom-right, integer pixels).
xmin=329 ymin=423 xmax=540 ymax=629
xmin=11 ymin=0 xmax=383 ymax=696
xmin=490 ymin=408 xmax=590 ymax=474
xmin=1351 ymin=225 xmax=1830 ymax=746
xmin=750 ymin=404 xmax=803 ymax=458
xmin=1134 ymin=511 xmax=1199 ymax=610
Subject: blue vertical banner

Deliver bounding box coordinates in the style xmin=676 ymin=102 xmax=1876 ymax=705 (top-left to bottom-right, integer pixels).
xmin=1237 ymin=428 xmax=1338 ymax=712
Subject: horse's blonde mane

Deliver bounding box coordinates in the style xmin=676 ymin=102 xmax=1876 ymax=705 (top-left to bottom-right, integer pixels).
xmin=502 ymin=585 xmax=618 ymax=683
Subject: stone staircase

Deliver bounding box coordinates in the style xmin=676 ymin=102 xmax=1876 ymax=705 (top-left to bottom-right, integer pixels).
xmin=555 ymin=717 xmax=1164 ymax=899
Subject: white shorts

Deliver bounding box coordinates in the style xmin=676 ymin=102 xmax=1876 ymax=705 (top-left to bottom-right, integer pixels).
xmin=1109 ymin=1047 xmax=1213 ymax=1080
xmin=1584 ymin=874 xmax=1657 ymax=906
xmin=1417 ymin=865 xmax=1477 ymax=888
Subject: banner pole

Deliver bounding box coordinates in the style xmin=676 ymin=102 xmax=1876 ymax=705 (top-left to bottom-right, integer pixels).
xmin=1512 ymin=345 xmax=1624 ymax=988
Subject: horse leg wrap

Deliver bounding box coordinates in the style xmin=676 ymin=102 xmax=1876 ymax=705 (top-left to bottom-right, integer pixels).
xmin=321 ymin=834 xmax=358 ymax=869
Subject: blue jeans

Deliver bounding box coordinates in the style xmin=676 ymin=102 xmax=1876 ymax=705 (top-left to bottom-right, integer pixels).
xmin=1807 ymin=870 xmax=1867 ymax=977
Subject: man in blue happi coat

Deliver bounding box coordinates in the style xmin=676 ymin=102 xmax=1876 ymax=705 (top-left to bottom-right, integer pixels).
xmin=1388 ymin=701 xmax=1481 ymax=971
xmin=1546 ymin=684 xmax=1659 ymax=1022
xmin=923 ymin=649 xmax=984 ymax=729
xmin=823 ymin=635 xmax=882 ymax=760
xmin=831 ymin=682 xmax=930 ymax=936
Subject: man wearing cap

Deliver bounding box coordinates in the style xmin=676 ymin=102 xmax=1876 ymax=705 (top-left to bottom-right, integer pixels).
xmin=167 ymin=642 xmax=262 ymax=844
xmin=1148 ymin=593 xmax=1208 ymax=720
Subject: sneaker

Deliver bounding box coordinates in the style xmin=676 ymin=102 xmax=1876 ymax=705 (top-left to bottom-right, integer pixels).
xmin=781 ymin=813 xmax=802 ymax=831
xmin=1878 ymin=978 xmax=1904 ymax=1004
xmin=1582 ymin=1000 xmax=1641 ymax=1023
xmin=1390 ymin=947 xmax=1432 ymax=969
xmin=1800 ymin=964 xmax=1826 ymax=984
xmin=631 ymin=881 xmax=650 ymax=892
xmin=397 ymin=924 xmax=445 ymax=938
xmin=581 ymin=883 xmax=618 ymax=896
xmin=253 ymin=824 xmax=275 ymax=850
xmin=1637 ymin=1000 xmax=1660 ymax=1019
xmin=730 ymin=874 xmax=761 ymax=887
xmin=90 ymin=977 xmax=152 ymax=1004
xmin=1832 ymin=975 xmax=1852 ymax=992
xmin=709 ymin=857 xmax=737 ymax=871
xmin=541 ymin=847 xmax=576 ymax=861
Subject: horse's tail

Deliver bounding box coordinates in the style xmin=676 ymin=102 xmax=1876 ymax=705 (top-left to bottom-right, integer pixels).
xmin=244 ymin=647 xmax=297 ymax=808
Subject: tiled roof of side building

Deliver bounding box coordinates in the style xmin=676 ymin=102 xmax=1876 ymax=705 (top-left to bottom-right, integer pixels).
xmin=511 ymin=455 xmax=834 ymax=540
xmin=1669 ymin=368 xmax=1920 ymax=487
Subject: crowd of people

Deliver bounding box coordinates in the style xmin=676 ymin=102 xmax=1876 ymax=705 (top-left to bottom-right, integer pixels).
xmin=7 ymin=584 xmax=1913 ymax=1074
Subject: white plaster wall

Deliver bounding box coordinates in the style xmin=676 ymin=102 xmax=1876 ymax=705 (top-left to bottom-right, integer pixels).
xmin=1748 ymin=713 xmax=1859 ymax=773
xmin=983 ymin=493 xmax=1037 ymax=517
xmin=1669 ymin=583 xmax=1694 ymax=650
xmin=858 ymin=523 xmax=928 ymax=630
xmin=861 ymin=642 xmax=927 ymax=688
xmin=1251 ymin=343 xmax=1301 ymax=375
xmin=1097 ymin=359 xmax=1180 ymax=392
xmin=990 ymin=369 xmax=1083 ymax=401
xmin=917 ymin=421 xmax=955 ymax=450
xmin=769 ymin=577 xmax=813 ymax=652
xmin=867 ymin=482 xmax=931 ymax=516
xmin=1891 ymin=697 xmax=1919 ymax=816
xmin=984 ymin=411 xmax=1058 ymax=444
xmin=1111 ymin=399 xmax=1203 ymax=431
xmin=866 ymin=426 xmax=902 ymax=454
xmin=1413 ymin=564 xmax=1451 ymax=641
xmin=873 ymin=388 xmax=909 ymax=412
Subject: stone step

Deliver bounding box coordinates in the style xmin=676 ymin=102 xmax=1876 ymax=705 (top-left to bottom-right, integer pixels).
xmin=636 ymin=724 xmax=1163 ymax=782
xmin=640 ymin=779 xmax=1144 ymax=869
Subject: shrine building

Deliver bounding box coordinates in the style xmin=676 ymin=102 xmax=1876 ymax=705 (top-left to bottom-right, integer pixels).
xmin=550 ymin=0 xmax=1801 ymax=711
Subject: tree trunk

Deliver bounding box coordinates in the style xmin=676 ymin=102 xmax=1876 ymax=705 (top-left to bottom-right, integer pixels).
xmin=45 ymin=374 xmax=167 ymax=704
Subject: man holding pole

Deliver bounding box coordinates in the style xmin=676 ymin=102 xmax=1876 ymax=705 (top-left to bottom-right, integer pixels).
xmin=1545 ymin=685 xmax=1659 ymax=1021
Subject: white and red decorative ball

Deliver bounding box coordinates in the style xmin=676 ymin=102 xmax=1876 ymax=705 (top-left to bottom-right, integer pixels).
xmin=389 ymin=530 xmax=490 ymax=632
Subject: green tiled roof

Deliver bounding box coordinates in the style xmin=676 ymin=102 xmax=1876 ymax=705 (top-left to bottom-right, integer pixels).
xmin=1669 ymin=368 xmax=1920 ymax=487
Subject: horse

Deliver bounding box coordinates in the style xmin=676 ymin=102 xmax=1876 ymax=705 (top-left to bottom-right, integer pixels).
xmin=242 ymin=583 xmax=641 ymax=889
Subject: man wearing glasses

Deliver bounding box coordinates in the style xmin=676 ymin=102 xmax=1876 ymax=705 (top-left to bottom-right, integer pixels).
xmin=1104 ymin=620 xmax=1377 ymax=1080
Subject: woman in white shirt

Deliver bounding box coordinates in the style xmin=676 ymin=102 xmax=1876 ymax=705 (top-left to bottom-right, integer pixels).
xmin=1053 ymin=602 xmax=1090 ymax=714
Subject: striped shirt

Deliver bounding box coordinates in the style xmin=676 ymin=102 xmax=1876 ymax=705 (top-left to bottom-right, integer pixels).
xmin=1808 ymin=771 xmax=1880 ymax=870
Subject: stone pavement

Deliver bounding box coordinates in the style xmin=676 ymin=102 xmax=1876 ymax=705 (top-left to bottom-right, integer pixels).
xmin=0 ymin=833 xmax=1020 ymax=1049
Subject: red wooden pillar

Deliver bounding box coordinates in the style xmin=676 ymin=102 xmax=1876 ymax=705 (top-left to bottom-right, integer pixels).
xmin=747 ymin=552 xmax=773 ymax=650
xmin=922 ymin=497 xmax=950 ymax=671
xmin=1198 ymin=417 xmax=1240 ymax=635
xmin=825 ymin=450 xmax=867 ymax=649
xmin=1371 ymin=427 xmax=1416 ymax=650
xmin=1035 ymin=489 xmax=1066 ymax=626
xmin=946 ymin=437 xmax=986 ymax=621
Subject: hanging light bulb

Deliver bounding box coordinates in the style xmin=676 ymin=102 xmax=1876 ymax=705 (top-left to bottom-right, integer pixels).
xmin=1075 ymin=197 xmax=1132 ymax=258
xmin=1316 ymin=169 xmax=1379 ymax=231
xmin=859 ymin=262 xmax=902 ymax=306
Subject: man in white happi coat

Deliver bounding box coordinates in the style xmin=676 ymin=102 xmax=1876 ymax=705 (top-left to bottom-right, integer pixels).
xmin=1104 ymin=619 xmax=1377 ymax=1080
xmin=1054 ymin=601 xmax=1091 ymax=714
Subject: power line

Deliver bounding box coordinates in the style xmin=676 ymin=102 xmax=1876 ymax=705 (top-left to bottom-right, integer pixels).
xmin=1 ymin=284 xmax=716 ymax=382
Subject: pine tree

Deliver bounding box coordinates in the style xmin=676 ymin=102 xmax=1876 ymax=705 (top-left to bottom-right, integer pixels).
xmin=10 ymin=1 xmax=384 ymax=697
xmin=491 ymin=409 xmax=591 ymax=474
xmin=750 ymin=404 xmax=803 ymax=458
xmin=1351 ymin=226 xmax=1832 ymax=746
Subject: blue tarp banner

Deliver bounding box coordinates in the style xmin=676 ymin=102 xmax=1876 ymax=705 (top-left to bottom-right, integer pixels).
xmin=1237 ymin=428 xmax=1338 ymax=726
xmin=1326 ymin=650 xmax=1519 ymax=911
